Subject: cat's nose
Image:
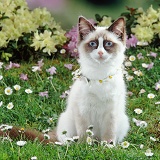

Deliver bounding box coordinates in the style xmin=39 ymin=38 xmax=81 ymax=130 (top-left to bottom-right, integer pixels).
xmin=98 ymin=51 xmax=103 ymax=57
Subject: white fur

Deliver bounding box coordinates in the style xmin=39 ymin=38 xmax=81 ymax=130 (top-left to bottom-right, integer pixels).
xmin=56 ymin=26 xmax=129 ymax=145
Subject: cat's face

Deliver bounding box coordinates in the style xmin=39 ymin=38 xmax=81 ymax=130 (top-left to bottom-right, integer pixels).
xmin=77 ymin=16 xmax=126 ymax=64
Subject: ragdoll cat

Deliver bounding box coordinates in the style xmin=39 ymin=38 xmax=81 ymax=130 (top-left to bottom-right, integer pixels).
xmin=56 ymin=16 xmax=129 ymax=144
xmin=0 ymin=16 xmax=129 ymax=145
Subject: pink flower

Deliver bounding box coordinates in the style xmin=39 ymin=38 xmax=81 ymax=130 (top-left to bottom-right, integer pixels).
xmin=60 ymin=90 xmax=70 ymax=98
xmin=37 ymin=59 xmax=44 ymax=68
xmin=150 ymin=52 xmax=157 ymax=58
xmin=155 ymin=80 xmax=160 ymax=90
xmin=20 ymin=73 xmax=28 ymax=81
xmin=126 ymin=34 xmax=138 ymax=48
xmin=5 ymin=62 xmax=20 ymax=70
xmin=147 ymin=62 xmax=154 ymax=70
xmin=46 ymin=66 xmax=57 ymax=75
xmin=127 ymin=91 xmax=133 ymax=96
xmin=137 ymin=53 xmax=144 ymax=59
xmin=64 ymin=64 xmax=73 ymax=70
xmin=39 ymin=91 xmax=48 ymax=98
xmin=65 ymin=25 xmax=79 ymax=58
xmin=65 ymin=19 xmax=95 ymax=58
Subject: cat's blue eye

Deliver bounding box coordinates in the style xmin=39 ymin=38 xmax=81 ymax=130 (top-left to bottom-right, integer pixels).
xmin=105 ymin=41 xmax=113 ymax=47
xmin=89 ymin=41 xmax=97 ymax=47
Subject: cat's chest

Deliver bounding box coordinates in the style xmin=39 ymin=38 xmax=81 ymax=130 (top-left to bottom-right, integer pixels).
xmin=83 ymin=78 xmax=119 ymax=99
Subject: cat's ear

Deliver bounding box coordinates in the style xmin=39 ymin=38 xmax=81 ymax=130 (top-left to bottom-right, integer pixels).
xmin=78 ymin=16 xmax=95 ymax=40
xmin=108 ymin=17 xmax=126 ymax=42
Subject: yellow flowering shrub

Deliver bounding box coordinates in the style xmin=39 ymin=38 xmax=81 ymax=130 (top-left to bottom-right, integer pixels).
xmin=98 ymin=16 xmax=112 ymax=27
xmin=0 ymin=0 xmax=67 ymax=61
xmin=96 ymin=5 xmax=160 ymax=46
xmin=131 ymin=5 xmax=160 ymax=43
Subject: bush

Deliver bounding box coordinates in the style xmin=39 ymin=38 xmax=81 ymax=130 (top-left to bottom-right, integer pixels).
xmin=0 ymin=0 xmax=67 ymax=61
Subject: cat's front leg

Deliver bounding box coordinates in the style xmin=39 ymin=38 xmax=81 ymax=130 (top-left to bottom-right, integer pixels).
xmin=101 ymin=112 xmax=117 ymax=145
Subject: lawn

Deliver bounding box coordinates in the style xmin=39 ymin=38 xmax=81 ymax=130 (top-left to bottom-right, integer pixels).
xmin=0 ymin=47 xmax=160 ymax=159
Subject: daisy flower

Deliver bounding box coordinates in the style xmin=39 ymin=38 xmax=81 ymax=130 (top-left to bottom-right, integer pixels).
xmin=134 ymin=108 xmax=142 ymax=114
xmin=55 ymin=141 xmax=63 ymax=145
xmin=139 ymin=89 xmax=146 ymax=94
xmin=86 ymin=136 xmax=92 ymax=145
xmin=0 ymin=62 xmax=3 ymax=68
xmin=0 ymin=101 xmax=3 ymax=107
xmin=126 ymin=75 xmax=134 ymax=81
xmin=13 ymin=85 xmax=21 ymax=91
xmin=132 ymin=118 xmax=148 ymax=128
xmin=142 ymin=63 xmax=148 ymax=68
xmin=86 ymin=129 xmax=94 ymax=136
xmin=47 ymin=118 xmax=53 ymax=124
xmin=32 ymin=66 xmax=41 ymax=72
xmin=121 ymin=141 xmax=130 ymax=148
xmin=145 ymin=149 xmax=154 ymax=157
xmin=147 ymin=93 xmax=155 ymax=99
xmin=31 ymin=156 xmax=37 ymax=160
xmin=7 ymin=102 xmax=14 ymax=110
xmin=60 ymin=49 xmax=66 ymax=54
xmin=44 ymin=134 xmax=50 ymax=140
xmin=16 ymin=140 xmax=27 ymax=147
xmin=124 ymin=61 xmax=132 ymax=67
xmin=0 ymin=75 xmax=3 ymax=80
xmin=0 ymin=124 xmax=13 ymax=131
xmin=150 ymin=136 xmax=156 ymax=142
xmin=25 ymin=89 xmax=33 ymax=94
xmin=73 ymin=136 xmax=79 ymax=142
xmin=134 ymin=70 xmax=143 ymax=76
xmin=129 ymin=55 xmax=136 ymax=61
xmin=4 ymin=87 xmax=13 ymax=95
xmin=140 ymin=144 xmax=144 ymax=149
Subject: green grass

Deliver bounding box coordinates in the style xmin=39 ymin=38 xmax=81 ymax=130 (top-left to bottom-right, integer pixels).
xmin=0 ymin=47 xmax=160 ymax=159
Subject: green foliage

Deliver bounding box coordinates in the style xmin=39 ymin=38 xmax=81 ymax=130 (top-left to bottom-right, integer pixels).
xmin=0 ymin=0 xmax=67 ymax=61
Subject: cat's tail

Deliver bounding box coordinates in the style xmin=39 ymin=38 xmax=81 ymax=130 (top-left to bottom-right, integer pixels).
xmin=0 ymin=125 xmax=57 ymax=144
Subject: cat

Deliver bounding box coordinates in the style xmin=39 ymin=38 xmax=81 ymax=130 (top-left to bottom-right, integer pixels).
xmin=0 ymin=16 xmax=129 ymax=145
xmin=56 ymin=16 xmax=129 ymax=145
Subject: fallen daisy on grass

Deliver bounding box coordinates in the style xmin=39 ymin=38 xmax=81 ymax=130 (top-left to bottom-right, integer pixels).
xmin=121 ymin=141 xmax=130 ymax=148
xmin=7 ymin=102 xmax=14 ymax=110
xmin=134 ymin=108 xmax=142 ymax=114
xmin=16 ymin=140 xmax=27 ymax=147
xmin=145 ymin=149 xmax=154 ymax=157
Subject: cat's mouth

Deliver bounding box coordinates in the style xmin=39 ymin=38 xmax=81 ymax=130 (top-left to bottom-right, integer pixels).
xmin=93 ymin=55 xmax=111 ymax=64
